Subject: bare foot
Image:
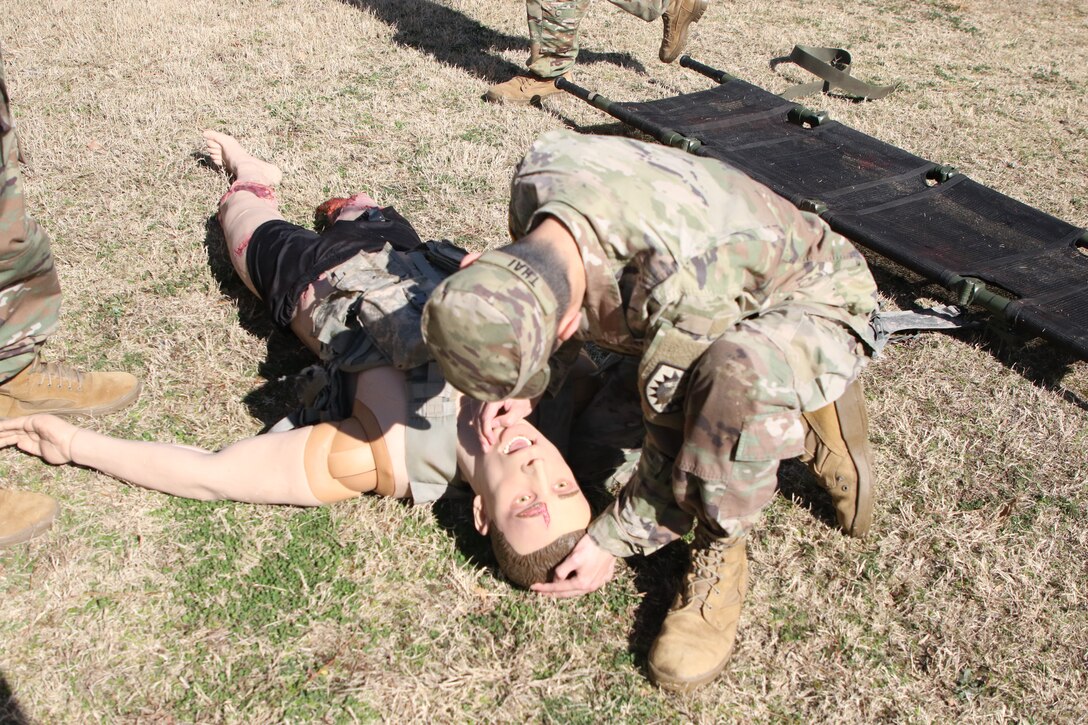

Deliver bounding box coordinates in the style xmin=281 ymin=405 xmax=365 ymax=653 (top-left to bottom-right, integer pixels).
xmin=202 ymin=130 xmax=283 ymax=187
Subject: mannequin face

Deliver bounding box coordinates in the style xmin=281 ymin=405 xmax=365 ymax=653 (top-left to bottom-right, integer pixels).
xmin=471 ymin=421 xmax=591 ymax=554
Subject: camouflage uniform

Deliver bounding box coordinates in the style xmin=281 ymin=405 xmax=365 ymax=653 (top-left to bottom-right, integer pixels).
xmin=526 ymin=0 xmax=669 ymax=78
xmin=508 ymin=130 xmax=879 ymax=557
xmin=0 ymin=52 xmax=61 ymax=381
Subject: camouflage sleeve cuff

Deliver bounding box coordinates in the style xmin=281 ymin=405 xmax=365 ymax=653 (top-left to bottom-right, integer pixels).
xmin=587 ymin=504 xmax=654 ymax=558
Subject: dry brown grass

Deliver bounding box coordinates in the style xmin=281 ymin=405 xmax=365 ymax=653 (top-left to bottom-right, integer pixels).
xmin=1 ymin=0 xmax=1086 ymax=722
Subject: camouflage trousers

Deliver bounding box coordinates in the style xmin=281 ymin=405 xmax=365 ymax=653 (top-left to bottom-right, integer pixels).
xmin=526 ymin=0 xmax=669 ymax=78
xmin=0 ymin=55 xmax=61 ymax=382
xmin=589 ymin=307 xmax=870 ymax=556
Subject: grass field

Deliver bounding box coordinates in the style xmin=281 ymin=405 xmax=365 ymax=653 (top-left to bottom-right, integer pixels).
xmin=2 ymin=0 xmax=1087 ymax=722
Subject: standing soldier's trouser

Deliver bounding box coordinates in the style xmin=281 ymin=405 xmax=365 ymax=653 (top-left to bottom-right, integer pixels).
xmin=0 ymin=55 xmax=61 ymax=382
xmin=666 ymin=310 xmax=868 ymax=541
xmin=525 ymin=0 xmax=669 ymax=78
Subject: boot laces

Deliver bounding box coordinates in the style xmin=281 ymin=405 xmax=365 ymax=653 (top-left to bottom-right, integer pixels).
xmin=662 ymin=14 xmax=674 ymax=42
xmin=681 ymin=533 xmax=732 ymax=610
xmin=26 ymin=358 xmax=86 ymax=391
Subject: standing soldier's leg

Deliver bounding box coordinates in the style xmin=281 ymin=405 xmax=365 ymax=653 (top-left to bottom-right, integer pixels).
xmin=602 ymin=1 xmax=708 ymax=62
xmin=484 ymin=0 xmax=709 ymax=103
xmin=0 ymin=55 xmax=140 ymax=420
xmin=657 ymin=0 xmax=709 ymax=62
xmin=0 ymin=52 xmax=140 ymax=546
xmin=0 ymin=57 xmax=61 ymax=386
xmin=486 ymin=0 xmax=591 ymax=104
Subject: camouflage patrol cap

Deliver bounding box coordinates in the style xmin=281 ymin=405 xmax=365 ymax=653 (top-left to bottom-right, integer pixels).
xmin=423 ymin=250 xmax=558 ymax=401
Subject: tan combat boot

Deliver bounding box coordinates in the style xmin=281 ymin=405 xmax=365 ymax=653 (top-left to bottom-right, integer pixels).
xmin=483 ymin=73 xmax=569 ymax=105
xmin=0 ymin=356 xmax=141 ymax=418
xmin=800 ymin=378 xmax=874 ymax=538
xmin=0 ymin=489 xmax=58 ymax=548
xmin=648 ymin=530 xmax=747 ymax=693
xmin=660 ymin=0 xmax=709 ymax=63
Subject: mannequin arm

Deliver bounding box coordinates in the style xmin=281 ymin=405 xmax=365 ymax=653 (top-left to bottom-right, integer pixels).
xmin=0 ymin=415 xmax=321 ymax=506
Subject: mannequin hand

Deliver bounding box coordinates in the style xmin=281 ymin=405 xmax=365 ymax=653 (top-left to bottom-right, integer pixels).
xmin=530 ymin=533 xmax=616 ymax=598
xmin=0 ymin=414 xmax=79 ymax=465
xmin=476 ymin=398 xmax=534 ymax=450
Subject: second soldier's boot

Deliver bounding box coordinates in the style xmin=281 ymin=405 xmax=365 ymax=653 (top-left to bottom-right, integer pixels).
xmin=0 ymin=356 xmax=141 ymax=418
xmin=648 ymin=529 xmax=747 ymax=693
xmin=483 ymin=73 xmax=570 ymax=105
xmin=800 ymin=378 xmax=874 ymax=538
xmin=660 ymin=0 xmax=709 ymax=63
xmin=0 ymin=489 xmax=59 ymax=548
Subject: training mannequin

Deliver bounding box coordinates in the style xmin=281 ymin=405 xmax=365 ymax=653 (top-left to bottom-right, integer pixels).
xmin=0 ymin=132 xmax=599 ymax=587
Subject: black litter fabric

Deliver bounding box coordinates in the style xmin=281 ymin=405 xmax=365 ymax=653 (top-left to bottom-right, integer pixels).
xmin=613 ymin=79 xmax=1088 ymax=359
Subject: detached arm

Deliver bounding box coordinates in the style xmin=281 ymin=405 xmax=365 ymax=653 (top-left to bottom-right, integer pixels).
xmin=0 ymin=414 xmax=320 ymax=506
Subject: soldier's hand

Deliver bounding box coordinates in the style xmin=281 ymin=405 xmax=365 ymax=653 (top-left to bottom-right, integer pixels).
xmin=476 ymin=398 xmax=534 ymax=450
xmin=530 ymin=533 xmax=616 ymax=598
xmin=0 ymin=414 xmax=78 ymax=465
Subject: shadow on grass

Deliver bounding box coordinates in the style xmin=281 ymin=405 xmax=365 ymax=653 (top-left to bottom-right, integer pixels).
xmin=0 ymin=671 xmax=29 ymax=725
xmin=340 ymin=0 xmax=646 ymax=85
xmin=625 ymin=539 xmax=688 ymax=663
xmin=548 ymin=117 xmax=636 ymax=139
xmin=431 ymin=496 xmax=494 ymax=574
xmin=776 ymin=458 xmax=839 ymax=531
xmin=200 ymin=214 xmax=316 ymax=429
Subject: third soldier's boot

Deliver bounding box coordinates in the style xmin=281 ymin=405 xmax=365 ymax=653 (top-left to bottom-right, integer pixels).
xmin=0 ymin=356 xmax=141 ymax=418
xmin=660 ymin=0 xmax=709 ymax=63
xmin=0 ymin=489 xmax=59 ymax=548
xmin=800 ymin=378 xmax=874 ymax=538
xmin=483 ymin=73 xmax=570 ymax=105
xmin=648 ymin=529 xmax=747 ymax=693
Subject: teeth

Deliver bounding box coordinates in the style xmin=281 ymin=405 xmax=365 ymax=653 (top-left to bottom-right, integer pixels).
xmin=501 ymin=436 xmax=533 ymax=454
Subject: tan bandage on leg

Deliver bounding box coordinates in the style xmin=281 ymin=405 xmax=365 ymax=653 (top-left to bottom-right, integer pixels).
xmin=303 ymin=401 xmax=404 ymax=502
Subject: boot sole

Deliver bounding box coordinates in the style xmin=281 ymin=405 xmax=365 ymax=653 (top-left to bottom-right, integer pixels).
xmin=0 ymin=501 xmax=58 ymax=549
xmin=649 ymin=655 xmax=731 ymax=694
xmin=660 ymin=0 xmax=709 ymax=63
xmin=834 ymin=381 xmax=874 ymax=538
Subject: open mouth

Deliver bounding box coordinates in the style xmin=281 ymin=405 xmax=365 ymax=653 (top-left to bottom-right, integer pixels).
xmin=501 ymin=435 xmax=533 ymax=454
xmin=517 ymin=502 xmax=551 ymax=526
